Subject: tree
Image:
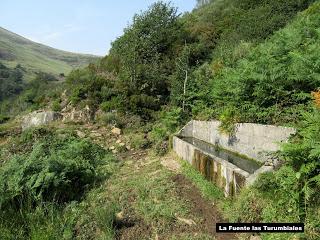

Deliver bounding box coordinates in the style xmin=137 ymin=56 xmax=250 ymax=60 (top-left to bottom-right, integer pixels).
xmin=175 ymin=43 xmax=191 ymax=111
xmin=110 ymin=1 xmax=183 ymax=114
xmin=196 ymin=0 xmax=212 ymax=8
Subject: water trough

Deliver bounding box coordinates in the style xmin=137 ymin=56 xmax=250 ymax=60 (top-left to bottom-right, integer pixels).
xmin=173 ymin=120 xmax=295 ymax=196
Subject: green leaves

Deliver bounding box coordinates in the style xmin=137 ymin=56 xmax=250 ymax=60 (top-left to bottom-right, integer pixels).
xmin=0 ymin=129 xmax=113 ymax=208
xmin=209 ymin=1 xmax=320 ymax=124
xmin=110 ymin=1 xmax=180 ymax=100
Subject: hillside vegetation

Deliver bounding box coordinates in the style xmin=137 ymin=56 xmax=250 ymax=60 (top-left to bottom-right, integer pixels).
xmin=0 ymin=0 xmax=320 ymax=239
xmin=0 ymin=27 xmax=100 ymax=117
xmin=0 ymin=27 xmax=99 ymax=78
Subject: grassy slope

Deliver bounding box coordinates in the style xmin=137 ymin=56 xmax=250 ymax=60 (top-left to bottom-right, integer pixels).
xmin=0 ymin=27 xmax=100 ymax=79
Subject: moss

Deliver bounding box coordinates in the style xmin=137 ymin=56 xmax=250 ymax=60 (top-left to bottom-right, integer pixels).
xmin=229 ymin=175 xmax=235 ymax=197
xmin=234 ymin=172 xmax=246 ymax=194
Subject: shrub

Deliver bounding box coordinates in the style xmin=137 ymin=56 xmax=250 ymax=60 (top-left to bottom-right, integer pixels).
xmin=100 ymin=112 xmax=125 ymax=128
xmin=0 ymin=115 xmax=9 ymax=124
xmin=149 ymin=107 xmax=183 ymax=155
xmin=218 ymin=106 xmax=239 ymax=136
xmin=0 ymin=128 xmax=113 ymax=208
xmin=51 ymin=99 xmax=61 ymax=112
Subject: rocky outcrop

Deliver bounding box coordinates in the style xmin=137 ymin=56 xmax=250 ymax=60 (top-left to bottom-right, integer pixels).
xmin=21 ymin=111 xmax=62 ymax=130
xmin=61 ymin=104 xmax=94 ymax=123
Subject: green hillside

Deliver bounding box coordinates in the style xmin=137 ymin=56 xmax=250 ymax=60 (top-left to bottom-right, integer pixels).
xmin=0 ymin=1 xmax=320 ymax=240
xmin=0 ymin=27 xmax=100 ymax=79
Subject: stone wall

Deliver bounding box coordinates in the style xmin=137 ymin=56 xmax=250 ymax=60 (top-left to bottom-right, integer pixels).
xmin=178 ymin=120 xmax=295 ymax=163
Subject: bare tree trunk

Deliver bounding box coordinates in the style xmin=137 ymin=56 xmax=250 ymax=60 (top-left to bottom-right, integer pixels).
xmin=182 ymin=70 xmax=188 ymax=111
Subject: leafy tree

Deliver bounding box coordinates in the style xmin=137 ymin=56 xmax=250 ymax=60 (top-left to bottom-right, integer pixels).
xmin=110 ymin=1 xmax=183 ymax=115
xmin=0 ymin=63 xmax=23 ymax=101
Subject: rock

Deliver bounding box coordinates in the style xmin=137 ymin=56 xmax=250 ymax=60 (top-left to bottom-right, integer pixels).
xmin=126 ymin=145 xmax=131 ymax=150
xmin=90 ymin=132 xmax=102 ymax=138
xmin=111 ymin=127 xmax=122 ymax=135
xmin=21 ymin=111 xmax=62 ymax=130
xmin=250 ymin=235 xmax=262 ymax=240
xmin=272 ymin=158 xmax=280 ymax=167
xmin=115 ymin=211 xmax=124 ymax=221
xmin=76 ymin=130 xmax=86 ymax=138
xmin=264 ymin=159 xmax=273 ymax=166
xmin=61 ymin=104 xmax=94 ymax=123
xmin=176 ymin=216 xmax=196 ymax=226
xmin=116 ymin=139 xmax=122 ymax=144
xmin=112 ymin=149 xmax=118 ymax=154
xmin=109 ymin=146 xmax=115 ymax=150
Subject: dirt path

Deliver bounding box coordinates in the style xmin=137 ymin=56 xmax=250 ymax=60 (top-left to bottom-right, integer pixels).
xmin=172 ymin=174 xmax=237 ymax=240
xmin=66 ymin=125 xmax=238 ymax=239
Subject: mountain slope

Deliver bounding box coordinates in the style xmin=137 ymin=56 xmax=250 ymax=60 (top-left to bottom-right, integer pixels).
xmin=0 ymin=27 xmax=100 ymax=78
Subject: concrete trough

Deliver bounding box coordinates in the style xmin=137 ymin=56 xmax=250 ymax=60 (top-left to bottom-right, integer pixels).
xmin=173 ymin=120 xmax=295 ymax=197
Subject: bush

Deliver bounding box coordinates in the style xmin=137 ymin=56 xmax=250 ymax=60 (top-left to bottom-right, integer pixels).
xmin=0 ymin=115 xmax=9 ymax=124
xmin=0 ymin=128 xmax=113 ymax=208
xmin=218 ymin=106 xmax=239 ymax=136
xmin=149 ymin=107 xmax=184 ymax=155
xmin=51 ymin=99 xmax=61 ymax=112
xmin=100 ymin=112 xmax=125 ymax=128
xmin=210 ymin=2 xmax=320 ymax=124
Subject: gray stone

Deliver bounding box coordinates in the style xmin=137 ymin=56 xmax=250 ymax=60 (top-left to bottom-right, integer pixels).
xmin=21 ymin=111 xmax=62 ymax=130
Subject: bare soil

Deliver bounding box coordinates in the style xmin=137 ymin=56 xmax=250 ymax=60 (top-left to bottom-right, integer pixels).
xmin=172 ymin=174 xmax=237 ymax=240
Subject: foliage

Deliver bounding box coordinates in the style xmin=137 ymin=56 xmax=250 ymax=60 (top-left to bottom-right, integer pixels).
xmin=149 ymin=106 xmax=184 ymax=155
xmin=221 ymin=108 xmax=320 ymax=240
xmin=218 ymin=106 xmax=239 ymax=136
xmin=0 ymin=72 xmax=63 ymax=117
xmin=0 ymin=26 xmax=99 ymax=80
xmin=0 ymin=128 xmax=113 ymax=208
xmin=210 ymin=2 xmax=320 ymax=124
xmin=108 ymin=1 xmax=182 ymax=116
xmin=0 ymin=127 xmax=117 ymax=239
xmin=0 ymin=63 xmax=23 ymax=101
xmin=0 ymin=114 xmax=9 ymax=124
xmin=281 ymin=108 xmax=320 ymax=213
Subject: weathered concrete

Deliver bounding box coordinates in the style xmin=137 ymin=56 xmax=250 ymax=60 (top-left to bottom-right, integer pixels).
xmin=174 ymin=120 xmax=296 ymax=196
xmin=177 ymin=120 xmax=295 ymax=163
xmin=173 ymin=136 xmax=249 ymax=196
xmin=21 ymin=111 xmax=62 ymax=130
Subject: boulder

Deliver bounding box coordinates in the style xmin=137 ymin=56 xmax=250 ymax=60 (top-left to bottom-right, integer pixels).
xmin=111 ymin=127 xmax=122 ymax=135
xmin=21 ymin=111 xmax=62 ymax=130
xmin=76 ymin=130 xmax=86 ymax=138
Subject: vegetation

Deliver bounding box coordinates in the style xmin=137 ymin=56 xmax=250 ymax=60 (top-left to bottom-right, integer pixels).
xmin=0 ymin=72 xmax=64 ymax=117
xmin=0 ymin=27 xmax=99 ymax=80
xmin=0 ymin=63 xmax=23 ymax=101
xmin=0 ymin=127 xmax=117 ymax=239
xmin=1 ymin=0 xmax=320 ymax=239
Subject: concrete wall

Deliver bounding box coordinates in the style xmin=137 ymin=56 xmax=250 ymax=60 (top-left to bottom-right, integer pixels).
xmin=178 ymin=120 xmax=295 ymax=163
xmin=174 ymin=120 xmax=295 ymax=196
xmin=173 ymin=136 xmax=250 ymax=197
